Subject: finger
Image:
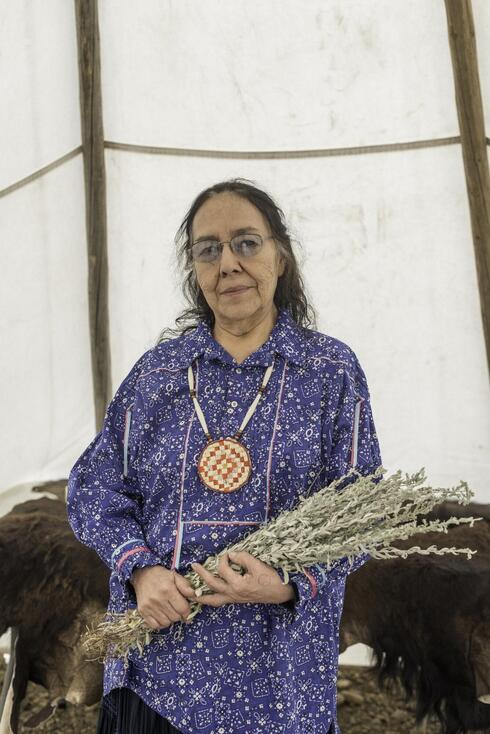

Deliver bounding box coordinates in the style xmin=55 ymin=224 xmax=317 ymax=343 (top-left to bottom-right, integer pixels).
xmin=227 ymin=550 xmax=255 ymax=573
xmin=191 ymin=562 xmax=227 ymax=592
xmin=144 ymin=614 xmax=167 ymax=630
xmin=142 ymin=603 xmax=174 ymax=627
xmin=215 ymin=552 xmax=241 ymax=584
xmin=173 ymin=572 xmax=198 ymax=599
xmin=197 ymin=592 xmax=230 ymax=607
xmin=165 ymin=598 xmax=189 ymax=623
xmin=141 ymin=597 xmax=182 ymax=625
xmin=167 ymin=577 xmax=196 ymax=619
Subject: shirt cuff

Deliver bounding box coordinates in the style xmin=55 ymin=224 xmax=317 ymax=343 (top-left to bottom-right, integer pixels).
xmin=267 ymin=572 xmax=300 ymax=623
xmin=320 ymin=552 xmax=372 ymax=583
xmin=112 ymin=540 xmax=162 ymax=584
xmin=288 ymin=566 xmax=323 ymax=607
xmin=270 ymin=558 xmax=366 ymax=625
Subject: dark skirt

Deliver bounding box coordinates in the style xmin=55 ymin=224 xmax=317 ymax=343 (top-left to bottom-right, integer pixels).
xmin=97 ymin=687 xmax=184 ymax=734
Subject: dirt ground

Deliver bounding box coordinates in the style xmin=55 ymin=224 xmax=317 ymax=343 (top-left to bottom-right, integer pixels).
xmin=336 ymin=664 xmax=441 ymax=734
xmin=0 ymin=659 xmax=443 ymax=733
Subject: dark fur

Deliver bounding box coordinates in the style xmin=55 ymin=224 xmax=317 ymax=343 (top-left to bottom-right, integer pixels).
xmin=0 ymin=486 xmax=109 ymax=731
xmin=2 ymin=482 xmax=489 ymax=733
xmin=341 ymin=506 xmax=490 ymax=734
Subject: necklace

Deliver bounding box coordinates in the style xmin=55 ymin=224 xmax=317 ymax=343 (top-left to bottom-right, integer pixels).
xmin=187 ymin=356 xmax=276 ymax=493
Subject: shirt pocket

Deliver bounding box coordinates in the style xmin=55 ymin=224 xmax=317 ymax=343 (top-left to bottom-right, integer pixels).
xmin=134 ymin=368 xmax=191 ymax=482
xmin=271 ymin=417 xmax=324 ymax=513
xmin=274 ymin=371 xmax=326 ymax=498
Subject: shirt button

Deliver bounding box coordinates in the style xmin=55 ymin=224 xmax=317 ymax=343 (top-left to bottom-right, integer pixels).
xmin=231 ymin=401 xmax=238 ymax=407
xmin=235 ymin=367 xmax=242 ymax=373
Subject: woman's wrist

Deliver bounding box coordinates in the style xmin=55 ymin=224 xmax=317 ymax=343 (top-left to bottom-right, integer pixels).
xmin=131 ymin=564 xmax=170 ymax=590
xmin=280 ymin=581 xmax=298 ymax=608
xmin=278 ymin=581 xmax=297 ymax=604
xmin=275 ymin=568 xmax=298 ymax=603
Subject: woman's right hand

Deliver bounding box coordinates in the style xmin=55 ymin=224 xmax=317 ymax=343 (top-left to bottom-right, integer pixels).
xmin=130 ymin=565 xmax=197 ymax=630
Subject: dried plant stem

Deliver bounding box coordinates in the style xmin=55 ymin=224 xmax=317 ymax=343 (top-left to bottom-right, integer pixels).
xmin=82 ymin=466 xmax=481 ymax=663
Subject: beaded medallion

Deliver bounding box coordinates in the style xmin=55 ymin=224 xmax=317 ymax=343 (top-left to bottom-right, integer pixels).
xmin=197 ymin=436 xmax=252 ymax=493
xmin=188 ymin=354 xmax=276 ymax=493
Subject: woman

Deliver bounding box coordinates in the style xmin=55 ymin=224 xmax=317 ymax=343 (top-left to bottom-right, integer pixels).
xmin=67 ymin=178 xmax=382 ymax=734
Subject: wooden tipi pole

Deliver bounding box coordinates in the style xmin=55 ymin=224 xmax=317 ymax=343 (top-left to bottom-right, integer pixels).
xmin=444 ymin=0 xmax=490 ymax=380
xmin=74 ymin=0 xmax=111 ymax=430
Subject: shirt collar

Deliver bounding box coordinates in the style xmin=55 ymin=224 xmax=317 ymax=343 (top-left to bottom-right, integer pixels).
xmin=176 ymin=307 xmax=309 ymax=369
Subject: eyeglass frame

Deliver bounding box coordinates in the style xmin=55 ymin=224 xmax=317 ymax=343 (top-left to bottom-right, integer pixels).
xmin=190 ymin=233 xmax=276 ymax=263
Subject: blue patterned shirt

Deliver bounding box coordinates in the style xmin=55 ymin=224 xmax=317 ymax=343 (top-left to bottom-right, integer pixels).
xmin=67 ymin=307 xmax=382 ymax=734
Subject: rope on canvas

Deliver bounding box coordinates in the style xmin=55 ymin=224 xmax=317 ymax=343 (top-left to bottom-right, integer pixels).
xmin=6 ymin=134 xmax=489 ymax=199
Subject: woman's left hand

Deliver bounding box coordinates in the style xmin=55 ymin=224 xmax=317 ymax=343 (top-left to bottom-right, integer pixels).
xmin=190 ymin=550 xmax=294 ymax=606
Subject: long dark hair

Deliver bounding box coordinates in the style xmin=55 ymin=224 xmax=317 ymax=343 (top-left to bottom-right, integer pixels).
xmin=155 ymin=177 xmax=317 ymax=343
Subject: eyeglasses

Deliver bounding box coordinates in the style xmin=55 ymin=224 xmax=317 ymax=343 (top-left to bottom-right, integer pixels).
xmin=191 ymin=233 xmax=274 ymax=263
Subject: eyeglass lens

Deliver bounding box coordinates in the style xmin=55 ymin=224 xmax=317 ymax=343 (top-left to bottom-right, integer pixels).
xmin=192 ymin=234 xmax=263 ymax=263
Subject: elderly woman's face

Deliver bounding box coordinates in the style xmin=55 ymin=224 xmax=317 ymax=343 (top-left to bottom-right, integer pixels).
xmin=191 ymin=192 xmax=285 ymax=324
